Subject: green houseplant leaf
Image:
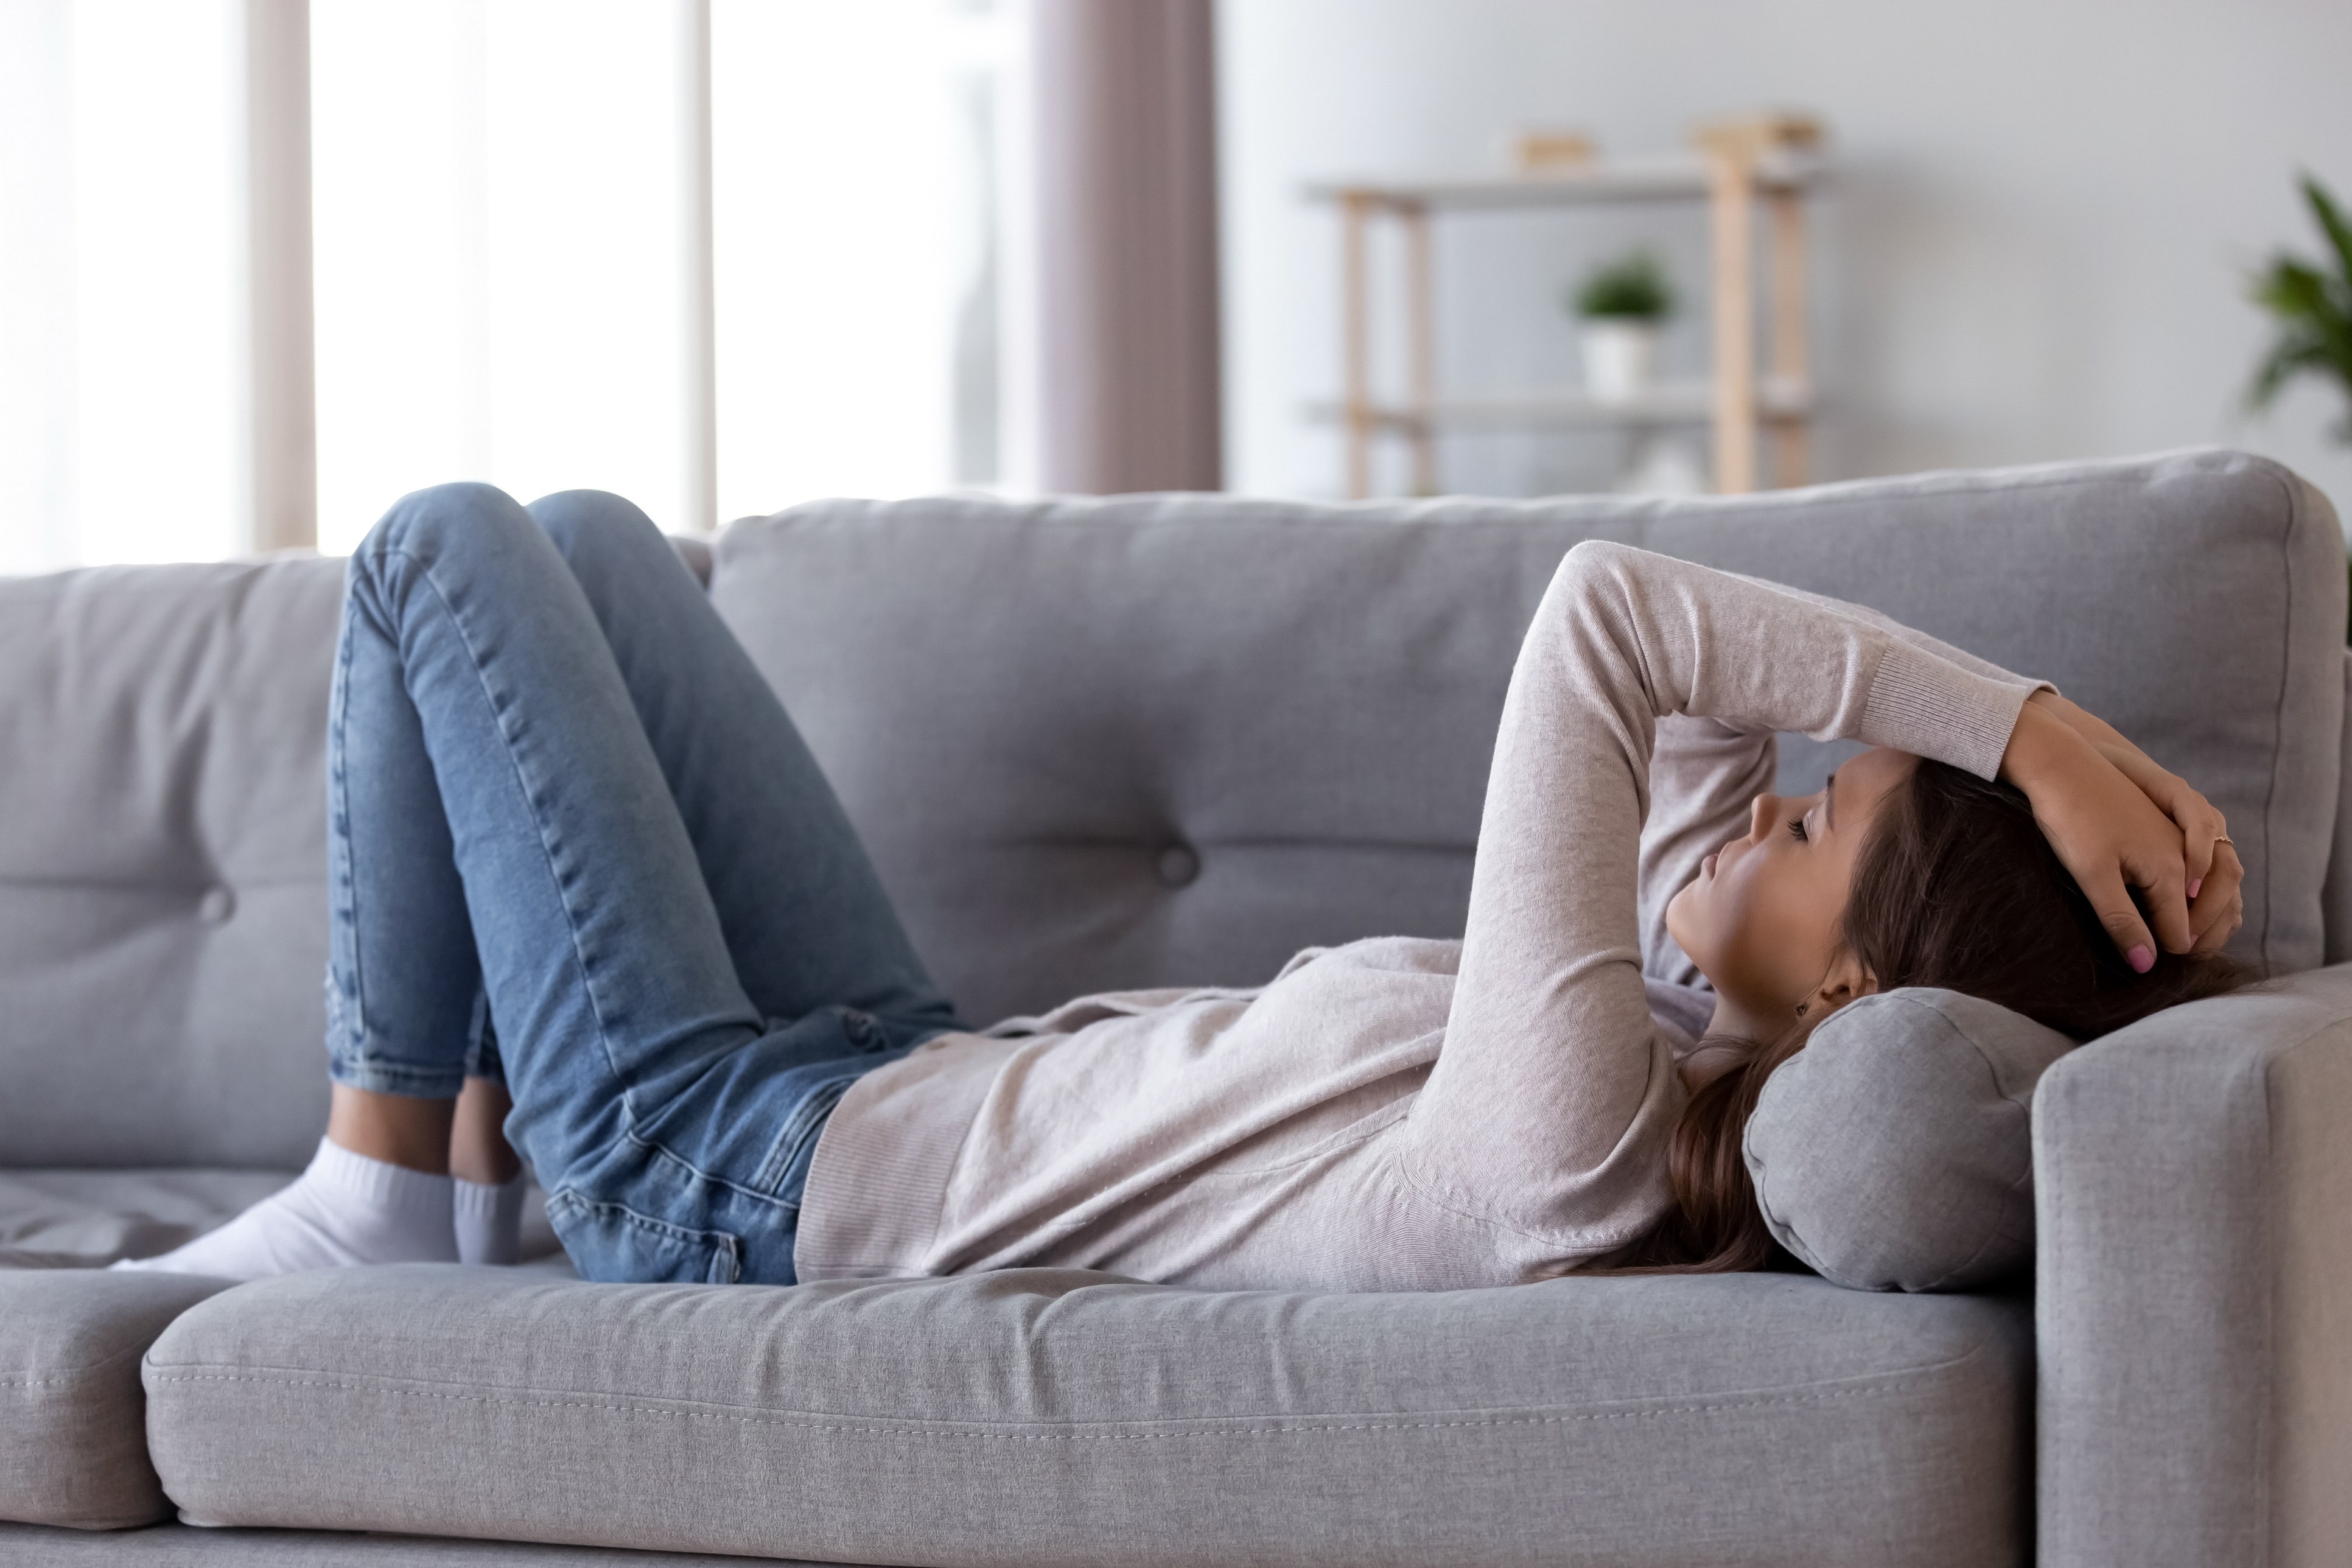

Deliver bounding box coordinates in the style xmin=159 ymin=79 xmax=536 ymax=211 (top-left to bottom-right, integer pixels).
xmin=2247 ymin=173 xmax=2352 ymax=445
xmin=1572 ymin=250 xmax=1676 ymax=321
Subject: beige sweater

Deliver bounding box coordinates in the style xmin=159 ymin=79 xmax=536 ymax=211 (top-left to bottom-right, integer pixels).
xmin=794 ymin=542 xmax=2043 ymax=1291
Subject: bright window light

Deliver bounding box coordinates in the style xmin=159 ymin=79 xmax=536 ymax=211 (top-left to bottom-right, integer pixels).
xmin=312 ymin=0 xmax=691 ymax=551
xmin=0 ymin=0 xmax=243 ymax=572
xmin=2 ymin=0 xmax=1007 ymax=569
xmin=712 ymin=0 xmax=1003 ymax=522
xmin=312 ymin=0 xmax=1007 ymax=553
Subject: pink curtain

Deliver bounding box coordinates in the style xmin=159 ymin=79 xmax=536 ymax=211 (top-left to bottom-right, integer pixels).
xmin=1032 ymin=0 xmax=1223 ymax=494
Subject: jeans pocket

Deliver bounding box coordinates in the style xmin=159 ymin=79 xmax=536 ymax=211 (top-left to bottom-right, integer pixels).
xmin=544 ymin=1188 xmax=743 ymax=1284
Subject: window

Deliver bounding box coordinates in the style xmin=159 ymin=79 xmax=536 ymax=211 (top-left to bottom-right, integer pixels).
xmin=0 ymin=0 xmax=1019 ymax=570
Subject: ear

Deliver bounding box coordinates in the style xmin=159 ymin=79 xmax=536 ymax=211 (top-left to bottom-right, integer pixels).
xmin=1800 ymin=947 xmax=1878 ymax=1021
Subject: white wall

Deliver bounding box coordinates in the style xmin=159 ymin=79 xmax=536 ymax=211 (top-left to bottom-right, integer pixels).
xmin=1219 ymin=0 xmax=2352 ymax=515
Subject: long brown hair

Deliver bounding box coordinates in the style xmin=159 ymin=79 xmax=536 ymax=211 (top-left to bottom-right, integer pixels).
xmin=1614 ymin=757 xmax=2250 ymax=1273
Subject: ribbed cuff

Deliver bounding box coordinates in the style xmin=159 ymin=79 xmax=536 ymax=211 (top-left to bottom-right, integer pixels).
xmin=309 ymin=1136 xmax=455 ymax=1217
xmin=452 ymin=1173 xmax=526 ymax=1221
xmin=1861 ymin=639 xmax=2046 ymax=780
xmin=792 ymin=1034 xmax=1012 ymax=1281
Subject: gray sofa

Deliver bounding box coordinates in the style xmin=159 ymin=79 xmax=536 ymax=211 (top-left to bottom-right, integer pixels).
xmin=3 ymin=447 xmax=2348 ymax=1567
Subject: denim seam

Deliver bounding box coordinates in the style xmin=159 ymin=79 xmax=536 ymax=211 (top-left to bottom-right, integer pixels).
xmin=376 ymin=544 xmax=634 ymax=1128
xmin=324 ymin=607 xmax=365 ymax=1080
xmin=326 ymin=576 xmax=474 ymax=1097
xmin=627 ymin=1131 xmax=798 ymax=1216
xmin=327 ymin=1060 xmax=467 ymax=1097
xmin=544 ymin=1189 xmax=743 ymax=1284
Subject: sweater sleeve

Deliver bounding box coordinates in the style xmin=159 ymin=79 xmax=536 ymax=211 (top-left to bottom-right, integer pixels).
xmin=1399 ymin=541 xmax=2047 ymax=1254
xmin=1639 ymin=714 xmax=1776 ymax=988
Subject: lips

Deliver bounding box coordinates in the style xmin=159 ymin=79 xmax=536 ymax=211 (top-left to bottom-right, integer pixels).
xmin=1701 ymin=852 xmax=1719 ymax=880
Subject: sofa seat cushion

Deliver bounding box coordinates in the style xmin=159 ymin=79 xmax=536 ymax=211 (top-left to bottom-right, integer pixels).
xmin=145 ymin=1265 xmax=2029 ymax=1568
xmin=1 ymin=1269 xmax=237 ymax=1528
xmin=0 ymin=1521 xmax=816 ymax=1564
xmin=1 ymin=1168 xmax=296 ymax=1269
xmin=0 ymin=1168 xmax=565 ymax=1272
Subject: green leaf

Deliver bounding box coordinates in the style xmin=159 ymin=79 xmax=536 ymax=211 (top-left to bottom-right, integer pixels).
xmin=2301 ymin=173 xmax=2352 ymax=295
xmin=2247 ymin=174 xmax=2352 ymax=441
xmin=1570 ymin=250 xmax=1675 ymax=321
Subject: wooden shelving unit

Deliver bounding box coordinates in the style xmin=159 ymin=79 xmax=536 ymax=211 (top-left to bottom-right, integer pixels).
xmin=1306 ymin=150 xmax=1826 ymax=499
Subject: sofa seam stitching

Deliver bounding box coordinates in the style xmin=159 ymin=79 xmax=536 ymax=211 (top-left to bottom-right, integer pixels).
xmin=140 ymin=1360 xmax=1978 ymax=1438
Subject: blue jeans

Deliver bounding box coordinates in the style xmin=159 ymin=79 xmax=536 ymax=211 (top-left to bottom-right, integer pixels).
xmin=324 ymin=483 xmax=962 ymax=1285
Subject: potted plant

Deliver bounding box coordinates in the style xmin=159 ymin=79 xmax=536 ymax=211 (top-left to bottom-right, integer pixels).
xmin=1570 ymin=250 xmax=1675 ymax=403
xmin=2247 ymin=173 xmax=2352 ymax=445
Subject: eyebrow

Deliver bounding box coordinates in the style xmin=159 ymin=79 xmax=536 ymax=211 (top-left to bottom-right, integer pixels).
xmin=1824 ymin=771 xmax=1838 ymax=835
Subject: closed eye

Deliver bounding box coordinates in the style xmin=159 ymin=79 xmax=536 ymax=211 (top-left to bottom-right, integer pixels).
xmin=1787 ymin=817 xmax=1810 ymax=844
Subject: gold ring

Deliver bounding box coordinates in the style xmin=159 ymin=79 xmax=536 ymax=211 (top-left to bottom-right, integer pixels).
xmin=2213 ymin=835 xmax=2235 ymax=847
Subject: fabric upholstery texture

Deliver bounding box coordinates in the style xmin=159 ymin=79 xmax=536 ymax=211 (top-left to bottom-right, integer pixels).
xmin=1 ymin=1270 xmax=234 ymax=1528
xmin=714 ymin=448 xmax=2341 ymax=1029
xmin=2035 ymin=962 xmax=2352 ymax=1568
xmin=0 ymin=1522 xmax=774 ymax=1566
xmin=0 ymin=1170 xmax=292 ymax=1269
xmin=143 ymin=1264 xmax=2030 ymax=1568
xmin=0 ymin=557 xmax=345 ymax=1170
xmin=1746 ymin=989 xmax=2076 ymax=1292
xmin=2322 ymin=649 xmax=2352 ymax=964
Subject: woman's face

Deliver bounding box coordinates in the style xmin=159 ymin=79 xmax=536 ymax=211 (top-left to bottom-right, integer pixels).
xmin=1666 ymin=746 xmax=1917 ymax=1030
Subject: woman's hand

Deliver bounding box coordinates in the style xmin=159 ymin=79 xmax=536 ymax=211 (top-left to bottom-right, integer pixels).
xmin=1999 ymin=698 xmax=2238 ymax=969
xmin=2023 ymin=691 xmax=2244 ymax=952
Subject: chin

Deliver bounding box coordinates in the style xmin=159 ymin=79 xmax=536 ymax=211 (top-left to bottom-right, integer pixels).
xmin=1665 ymin=889 xmax=1713 ymax=974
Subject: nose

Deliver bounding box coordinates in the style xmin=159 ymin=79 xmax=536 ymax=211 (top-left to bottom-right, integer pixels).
xmin=1746 ymin=793 xmax=1780 ymax=842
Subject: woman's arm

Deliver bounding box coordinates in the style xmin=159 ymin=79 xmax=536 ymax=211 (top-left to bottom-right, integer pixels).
xmin=1636 ymin=580 xmax=2054 ymax=988
xmin=1759 ymin=582 xmax=2242 ymax=953
xmin=1399 ymin=541 xmax=2048 ymax=1251
xmin=1639 ymin=715 xmax=1774 ymax=988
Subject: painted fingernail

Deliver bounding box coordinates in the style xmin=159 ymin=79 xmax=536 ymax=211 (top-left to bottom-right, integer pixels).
xmin=2127 ymin=945 xmax=2155 ymax=974
xmin=2188 ymin=879 xmax=2202 ymax=900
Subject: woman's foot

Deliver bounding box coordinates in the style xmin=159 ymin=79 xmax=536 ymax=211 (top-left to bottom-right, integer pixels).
xmin=111 ymin=1136 xmax=458 ymax=1280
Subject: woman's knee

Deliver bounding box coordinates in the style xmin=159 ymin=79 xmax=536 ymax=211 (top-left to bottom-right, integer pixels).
xmin=354 ymin=481 xmax=536 ymax=578
xmin=527 ymin=490 xmax=670 ymax=575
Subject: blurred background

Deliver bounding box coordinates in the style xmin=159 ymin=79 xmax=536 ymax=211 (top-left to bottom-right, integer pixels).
xmin=2 ymin=0 xmax=2347 ymax=570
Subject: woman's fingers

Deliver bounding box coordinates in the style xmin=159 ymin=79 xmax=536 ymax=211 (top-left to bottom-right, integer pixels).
xmin=2124 ymin=850 xmax=2197 ymax=957
xmin=2191 ymin=892 xmax=2244 ymax=952
xmin=2188 ymin=839 xmax=2245 ymax=948
xmin=2002 ymin=702 xmax=2199 ymax=965
xmin=2012 ymin=696 xmax=2242 ymax=957
xmin=2075 ymin=859 xmax=2162 ymax=972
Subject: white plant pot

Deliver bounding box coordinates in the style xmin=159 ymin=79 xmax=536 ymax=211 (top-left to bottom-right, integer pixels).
xmin=1580 ymin=319 xmax=1660 ymax=404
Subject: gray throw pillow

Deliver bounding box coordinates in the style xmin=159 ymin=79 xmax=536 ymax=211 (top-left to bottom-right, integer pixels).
xmin=1742 ymin=987 xmax=2075 ymax=1292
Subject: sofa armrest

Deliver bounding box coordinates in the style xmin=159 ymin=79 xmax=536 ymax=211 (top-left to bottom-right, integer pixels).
xmin=2034 ymin=964 xmax=2352 ymax=1568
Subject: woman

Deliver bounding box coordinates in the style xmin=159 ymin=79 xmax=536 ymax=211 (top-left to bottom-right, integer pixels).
xmin=122 ymin=484 xmax=2245 ymax=1289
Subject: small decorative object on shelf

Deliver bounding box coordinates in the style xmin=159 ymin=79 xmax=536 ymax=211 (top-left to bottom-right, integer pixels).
xmin=1512 ymin=128 xmax=1598 ymax=176
xmin=1689 ymin=110 xmax=1824 ymax=164
xmin=2245 ymin=172 xmax=2352 ymax=446
xmin=1304 ymin=110 xmax=1825 ymax=500
xmin=1572 ymin=250 xmax=1676 ymax=404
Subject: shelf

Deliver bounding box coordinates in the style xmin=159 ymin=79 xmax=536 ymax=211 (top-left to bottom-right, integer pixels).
xmin=1309 ymin=379 xmax=1814 ymax=432
xmin=1304 ymin=152 xmax=1825 ymax=212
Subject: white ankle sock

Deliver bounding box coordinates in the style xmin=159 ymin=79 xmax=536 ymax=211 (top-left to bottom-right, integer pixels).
xmin=111 ymin=1136 xmax=458 ymax=1281
xmin=452 ymin=1174 xmax=527 ymax=1265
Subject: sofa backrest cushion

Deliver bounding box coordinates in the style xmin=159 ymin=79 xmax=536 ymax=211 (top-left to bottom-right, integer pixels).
xmin=0 ymin=448 xmax=2338 ymax=1168
xmin=713 ymin=449 xmax=2343 ymax=1027
xmin=1746 ymin=988 xmax=2076 ymax=1290
xmin=0 ymin=558 xmax=345 ymax=1167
